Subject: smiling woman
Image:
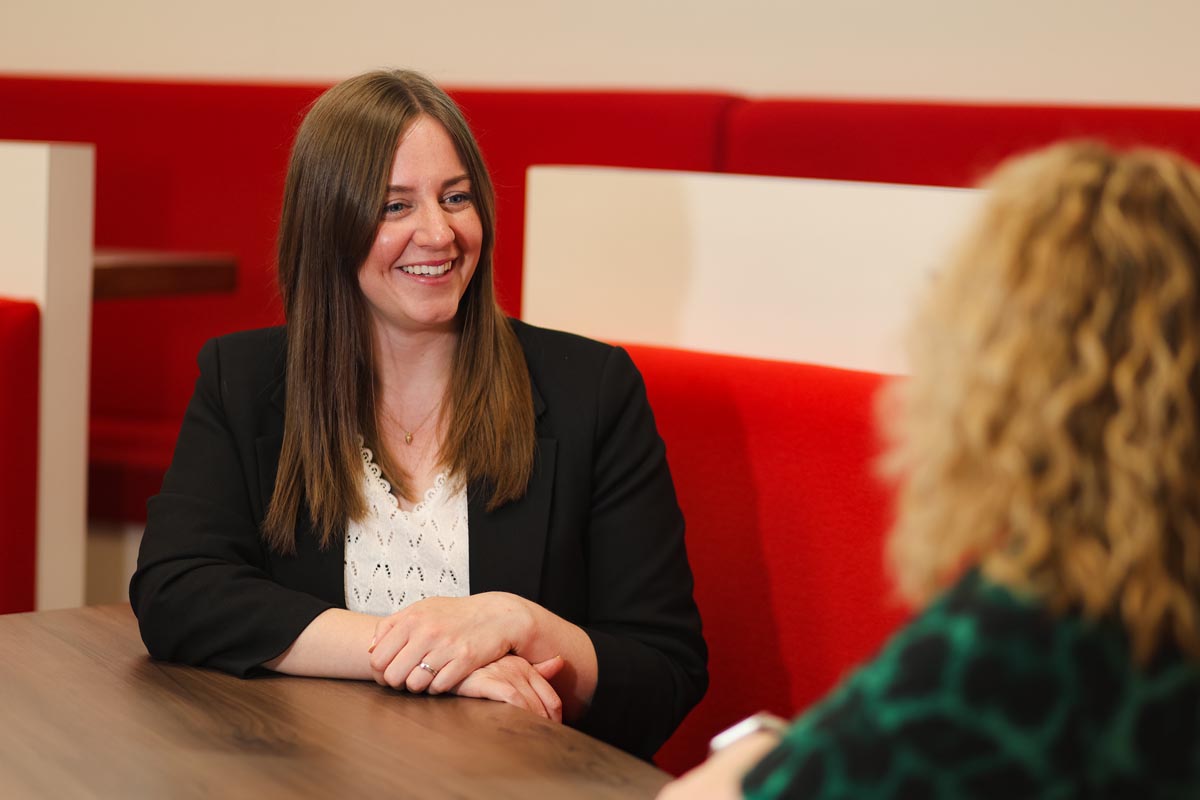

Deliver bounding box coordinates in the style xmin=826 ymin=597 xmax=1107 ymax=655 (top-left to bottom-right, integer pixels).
xmin=129 ymin=69 xmax=707 ymax=760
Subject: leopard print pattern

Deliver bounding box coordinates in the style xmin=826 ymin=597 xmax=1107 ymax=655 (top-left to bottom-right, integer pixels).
xmin=742 ymin=571 xmax=1200 ymax=799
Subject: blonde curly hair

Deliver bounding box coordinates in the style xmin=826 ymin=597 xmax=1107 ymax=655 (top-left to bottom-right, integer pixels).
xmin=883 ymin=141 xmax=1200 ymax=663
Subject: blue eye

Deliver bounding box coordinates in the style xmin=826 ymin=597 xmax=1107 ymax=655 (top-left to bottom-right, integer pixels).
xmin=443 ymin=192 xmax=472 ymax=206
xmin=383 ymin=200 xmax=408 ymax=216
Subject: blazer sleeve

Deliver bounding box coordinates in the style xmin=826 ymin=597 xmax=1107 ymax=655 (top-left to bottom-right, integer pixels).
xmin=129 ymin=337 xmax=334 ymax=676
xmin=573 ymin=345 xmax=708 ymax=758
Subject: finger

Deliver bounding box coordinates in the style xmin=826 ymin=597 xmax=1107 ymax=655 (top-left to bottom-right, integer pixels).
xmin=369 ymin=614 xmax=399 ymax=654
xmin=491 ymin=657 xmax=554 ymax=720
xmin=370 ymin=663 xmax=389 ymax=686
xmin=456 ymin=672 xmax=536 ymax=716
xmin=367 ymin=624 xmax=411 ymax=675
xmin=425 ymin=658 xmax=457 ymax=695
xmin=382 ymin=642 xmax=428 ymax=689
xmin=532 ymin=655 xmax=565 ymax=681
xmin=379 ymin=631 xmax=438 ymax=688
xmin=453 ymin=659 xmax=548 ymax=717
xmin=527 ymin=668 xmax=564 ymax=723
xmin=404 ymin=656 xmax=441 ymax=693
xmin=427 ymin=656 xmax=475 ymax=695
xmin=510 ymin=673 xmax=550 ymax=719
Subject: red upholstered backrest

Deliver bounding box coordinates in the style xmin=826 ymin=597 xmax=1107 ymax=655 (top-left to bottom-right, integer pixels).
xmin=0 ymin=77 xmax=323 ymax=423
xmin=0 ymin=298 xmax=40 ymax=614
xmin=451 ymin=89 xmax=739 ymax=310
xmin=723 ymin=100 xmax=1200 ymax=186
xmin=0 ymin=76 xmax=327 ymax=518
xmin=624 ymin=344 xmax=908 ymax=773
xmin=0 ymin=76 xmax=735 ymax=519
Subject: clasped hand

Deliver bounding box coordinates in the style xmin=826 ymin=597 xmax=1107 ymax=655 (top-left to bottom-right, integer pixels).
xmin=367 ymin=592 xmax=563 ymax=721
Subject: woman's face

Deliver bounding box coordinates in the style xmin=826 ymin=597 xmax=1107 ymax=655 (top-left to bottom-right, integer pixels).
xmin=358 ymin=115 xmax=482 ymax=339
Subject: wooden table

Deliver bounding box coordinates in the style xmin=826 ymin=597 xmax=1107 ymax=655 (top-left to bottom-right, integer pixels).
xmin=93 ymin=249 xmax=237 ymax=299
xmin=0 ymin=605 xmax=671 ymax=798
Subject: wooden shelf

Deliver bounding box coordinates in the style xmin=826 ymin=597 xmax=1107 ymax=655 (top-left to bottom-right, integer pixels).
xmin=93 ymin=248 xmax=238 ymax=299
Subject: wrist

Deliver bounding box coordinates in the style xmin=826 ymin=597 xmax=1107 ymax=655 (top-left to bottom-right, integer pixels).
xmin=494 ymin=591 xmax=539 ymax=655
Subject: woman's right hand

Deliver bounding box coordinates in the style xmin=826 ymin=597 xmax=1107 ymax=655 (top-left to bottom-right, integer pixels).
xmin=451 ymin=654 xmax=565 ymax=722
xmin=656 ymin=731 xmax=780 ymax=800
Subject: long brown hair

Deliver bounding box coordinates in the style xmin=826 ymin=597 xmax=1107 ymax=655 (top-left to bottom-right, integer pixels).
xmin=264 ymin=69 xmax=534 ymax=553
xmin=882 ymin=141 xmax=1200 ymax=662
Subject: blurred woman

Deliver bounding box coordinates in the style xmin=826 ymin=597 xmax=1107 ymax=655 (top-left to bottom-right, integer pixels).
xmin=662 ymin=141 xmax=1200 ymax=796
xmin=131 ymin=69 xmax=706 ymax=759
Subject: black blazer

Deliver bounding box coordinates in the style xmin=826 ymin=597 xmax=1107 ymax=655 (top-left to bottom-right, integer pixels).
xmin=131 ymin=320 xmax=707 ymax=758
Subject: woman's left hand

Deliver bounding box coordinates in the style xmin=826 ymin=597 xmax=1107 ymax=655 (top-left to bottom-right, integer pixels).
xmin=367 ymin=592 xmax=534 ymax=693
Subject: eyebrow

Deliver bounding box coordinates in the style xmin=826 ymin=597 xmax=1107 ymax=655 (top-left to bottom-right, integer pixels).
xmin=386 ymin=174 xmax=471 ymax=193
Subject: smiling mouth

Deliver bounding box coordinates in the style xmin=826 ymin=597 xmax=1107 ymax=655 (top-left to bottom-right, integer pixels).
xmin=399 ymin=260 xmax=453 ymax=277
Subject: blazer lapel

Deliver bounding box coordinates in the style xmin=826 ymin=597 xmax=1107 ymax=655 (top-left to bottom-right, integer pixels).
xmin=468 ymin=381 xmax=555 ymax=602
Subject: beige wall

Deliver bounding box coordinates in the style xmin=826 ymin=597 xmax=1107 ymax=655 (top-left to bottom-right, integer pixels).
xmin=2 ymin=0 xmax=1199 ymax=105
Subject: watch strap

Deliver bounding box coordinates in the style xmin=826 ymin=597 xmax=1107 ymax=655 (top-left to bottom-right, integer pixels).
xmin=708 ymin=711 xmax=789 ymax=755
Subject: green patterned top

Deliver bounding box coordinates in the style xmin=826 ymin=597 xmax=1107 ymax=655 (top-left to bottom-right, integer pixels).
xmin=742 ymin=571 xmax=1200 ymax=799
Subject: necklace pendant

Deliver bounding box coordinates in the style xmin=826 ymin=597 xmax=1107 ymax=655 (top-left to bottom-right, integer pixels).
xmin=404 ymin=432 xmax=414 ymax=445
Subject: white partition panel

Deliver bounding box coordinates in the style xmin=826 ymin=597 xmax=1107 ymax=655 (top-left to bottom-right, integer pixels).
xmin=0 ymin=141 xmax=94 ymax=610
xmin=522 ymin=167 xmax=982 ymax=374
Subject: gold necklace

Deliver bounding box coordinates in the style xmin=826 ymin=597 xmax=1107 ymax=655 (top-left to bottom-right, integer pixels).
xmin=395 ymin=399 xmax=441 ymax=446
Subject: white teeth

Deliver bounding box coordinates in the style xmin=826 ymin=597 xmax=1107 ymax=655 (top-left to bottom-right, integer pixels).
xmin=400 ymin=261 xmax=452 ymax=276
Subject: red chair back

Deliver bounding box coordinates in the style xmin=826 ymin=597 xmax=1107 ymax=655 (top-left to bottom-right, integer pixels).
xmin=0 ymin=298 xmax=40 ymax=613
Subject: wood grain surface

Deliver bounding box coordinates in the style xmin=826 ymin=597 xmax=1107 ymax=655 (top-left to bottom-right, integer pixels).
xmin=92 ymin=249 xmax=237 ymax=299
xmin=0 ymin=605 xmax=670 ymax=799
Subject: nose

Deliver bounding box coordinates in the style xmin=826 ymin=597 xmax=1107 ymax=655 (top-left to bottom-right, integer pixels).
xmin=413 ymin=204 xmax=454 ymax=248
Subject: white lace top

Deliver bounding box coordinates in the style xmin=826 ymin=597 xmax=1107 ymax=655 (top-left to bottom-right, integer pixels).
xmin=344 ymin=444 xmax=469 ymax=616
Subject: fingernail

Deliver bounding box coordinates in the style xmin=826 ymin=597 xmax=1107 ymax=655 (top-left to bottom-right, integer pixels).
xmin=368 ymin=637 xmax=376 ymax=652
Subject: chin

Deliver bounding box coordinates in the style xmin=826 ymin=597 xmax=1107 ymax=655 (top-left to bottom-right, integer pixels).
xmin=411 ymin=310 xmax=462 ymax=332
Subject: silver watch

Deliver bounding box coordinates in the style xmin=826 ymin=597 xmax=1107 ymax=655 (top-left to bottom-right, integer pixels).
xmin=708 ymin=712 xmax=789 ymax=755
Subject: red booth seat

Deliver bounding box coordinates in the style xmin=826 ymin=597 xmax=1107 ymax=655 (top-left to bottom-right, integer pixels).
xmin=625 ymin=344 xmax=908 ymax=773
xmin=0 ymin=298 xmax=40 ymax=614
